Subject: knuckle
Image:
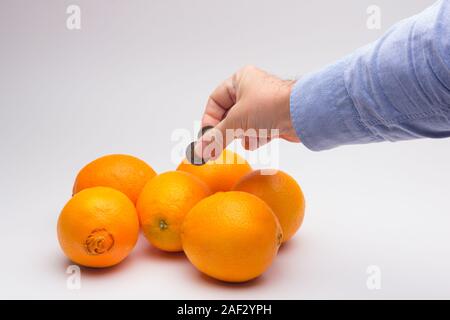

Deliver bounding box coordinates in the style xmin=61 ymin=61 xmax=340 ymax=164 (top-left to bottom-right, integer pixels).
xmin=241 ymin=65 xmax=257 ymax=73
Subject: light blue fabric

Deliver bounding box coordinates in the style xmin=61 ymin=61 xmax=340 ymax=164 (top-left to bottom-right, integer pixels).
xmin=290 ymin=0 xmax=450 ymax=151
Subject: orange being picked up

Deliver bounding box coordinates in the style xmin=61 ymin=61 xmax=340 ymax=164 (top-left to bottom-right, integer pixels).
xmin=181 ymin=191 xmax=282 ymax=282
xmin=177 ymin=149 xmax=252 ymax=193
xmin=73 ymin=154 xmax=156 ymax=204
xmin=137 ymin=171 xmax=211 ymax=252
xmin=233 ymin=169 xmax=305 ymax=243
xmin=57 ymin=187 xmax=140 ymax=268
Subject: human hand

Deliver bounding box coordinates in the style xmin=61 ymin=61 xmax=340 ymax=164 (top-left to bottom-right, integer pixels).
xmin=194 ymin=66 xmax=300 ymax=162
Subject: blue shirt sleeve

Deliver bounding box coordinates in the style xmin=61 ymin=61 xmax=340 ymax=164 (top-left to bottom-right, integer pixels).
xmin=290 ymin=0 xmax=450 ymax=151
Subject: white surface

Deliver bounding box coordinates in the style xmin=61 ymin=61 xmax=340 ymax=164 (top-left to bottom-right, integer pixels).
xmin=1 ymin=0 xmax=449 ymax=299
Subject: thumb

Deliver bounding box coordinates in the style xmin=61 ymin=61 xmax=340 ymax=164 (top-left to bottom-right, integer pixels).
xmin=194 ymin=109 xmax=238 ymax=162
xmin=241 ymin=136 xmax=272 ymax=151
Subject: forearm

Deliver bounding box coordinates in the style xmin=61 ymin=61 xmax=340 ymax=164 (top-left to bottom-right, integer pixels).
xmin=291 ymin=0 xmax=450 ymax=151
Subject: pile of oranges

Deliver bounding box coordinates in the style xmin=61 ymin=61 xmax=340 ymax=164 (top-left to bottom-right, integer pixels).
xmin=57 ymin=150 xmax=305 ymax=283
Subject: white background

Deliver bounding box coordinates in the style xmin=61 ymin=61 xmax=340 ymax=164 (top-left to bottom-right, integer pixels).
xmin=1 ymin=0 xmax=449 ymax=299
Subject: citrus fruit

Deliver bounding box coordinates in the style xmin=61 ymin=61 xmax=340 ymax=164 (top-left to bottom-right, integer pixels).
xmin=233 ymin=169 xmax=305 ymax=242
xmin=181 ymin=191 xmax=282 ymax=282
xmin=137 ymin=171 xmax=211 ymax=252
xmin=177 ymin=149 xmax=252 ymax=193
xmin=73 ymin=154 xmax=156 ymax=204
xmin=57 ymin=187 xmax=140 ymax=268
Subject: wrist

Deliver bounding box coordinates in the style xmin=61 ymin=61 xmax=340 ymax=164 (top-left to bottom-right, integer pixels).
xmin=278 ymin=80 xmax=300 ymax=142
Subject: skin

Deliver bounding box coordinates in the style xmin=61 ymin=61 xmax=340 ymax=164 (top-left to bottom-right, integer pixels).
xmin=195 ymin=66 xmax=299 ymax=162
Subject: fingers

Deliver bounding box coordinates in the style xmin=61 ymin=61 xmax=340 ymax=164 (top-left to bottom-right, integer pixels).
xmin=201 ymin=78 xmax=236 ymax=128
xmin=195 ymin=107 xmax=236 ymax=161
xmin=194 ymin=111 xmax=275 ymax=162
xmin=195 ymin=75 xmax=238 ymax=162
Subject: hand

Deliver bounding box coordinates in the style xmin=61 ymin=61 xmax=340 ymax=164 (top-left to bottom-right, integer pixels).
xmin=195 ymin=65 xmax=300 ymax=161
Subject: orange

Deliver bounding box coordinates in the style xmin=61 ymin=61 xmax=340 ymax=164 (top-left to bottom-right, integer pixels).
xmin=57 ymin=187 xmax=140 ymax=268
xmin=73 ymin=154 xmax=156 ymax=204
xmin=181 ymin=191 xmax=282 ymax=282
xmin=137 ymin=171 xmax=211 ymax=252
xmin=233 ymin=169 xmax=305 ymax=242
xmin=177 ymin=149 xmax=252 ymax=193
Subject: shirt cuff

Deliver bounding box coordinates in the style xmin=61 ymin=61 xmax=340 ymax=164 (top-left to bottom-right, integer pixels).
xmin=290 ymin=54 xmax=381 ymax=151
